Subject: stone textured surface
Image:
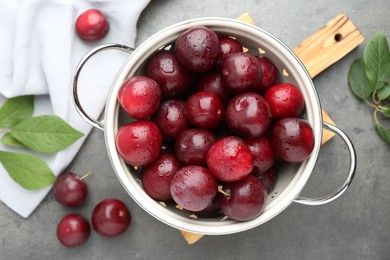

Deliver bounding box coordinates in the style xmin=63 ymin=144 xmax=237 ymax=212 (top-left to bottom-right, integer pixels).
xmin=1 ymin=0 xmax=390 ymax=259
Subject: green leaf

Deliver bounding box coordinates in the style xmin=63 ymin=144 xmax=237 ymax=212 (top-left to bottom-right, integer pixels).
xmin=364 ymin=32 xmax=390 ymax=91
xmin=0 ymin=132 xmax=27 ymax=148
xmin=0 ymin=96 xmax=34 ymax=128
xmin=9 ymin=115 xmax=84 ymax=154
xmin=377 ymin=81 xmax=390 ymax=101
xmin=0 ymin=151 xmax=56 ymax=190
xmin=348 ymin=58 xmax=372 ymax=100
xmin=376 ymin=123 xmax=390 ymax=144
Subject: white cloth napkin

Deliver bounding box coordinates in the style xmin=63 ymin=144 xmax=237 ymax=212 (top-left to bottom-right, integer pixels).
xmin=0 ymin=0 xmax=150 ymax=218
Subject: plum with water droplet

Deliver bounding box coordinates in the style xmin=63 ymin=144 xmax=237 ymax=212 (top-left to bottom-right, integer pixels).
xmin=170 ymin=166 xmax=218 ymax=211
xmin=175 ymin=26 xmax=220 ymax=72
xmin=118 ymin=76 xmax=161 ymax=119
xmin=152 ymin=99 xmax=190 ymax=142
xmin=225 ymin=92 xmax=272 ymax=138
xmin=206 ymin=136 xmax=254 ymax=182
xmin=174 ymin=128 xmax=217 ymax=166
xmin=140 ymin=153 xmax=181 ymax=201
xmin=264 ymin=83 xmax=305 ymax=120
xmin=145 ymin=51 xmax=191 ymax=99
xmin=185 ymin=91 xmax=224 ymax=129
xmin=220 ymin=52 xmax=262 ymax=94
xmin=271 ymin=118 xmax=314 ymax=162
xmin=218 ymin=174 xmax=267 ymax=221
xmin=116 ymin=120 xmax=162 ymax=166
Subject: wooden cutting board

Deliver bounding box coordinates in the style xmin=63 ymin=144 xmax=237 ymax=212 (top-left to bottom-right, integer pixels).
xmin=179 ymin=12 xmax=364 ymax=244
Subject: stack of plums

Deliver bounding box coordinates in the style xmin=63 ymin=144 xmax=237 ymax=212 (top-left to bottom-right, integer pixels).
xmin=115 ymin=26 xmax=315 ymax=221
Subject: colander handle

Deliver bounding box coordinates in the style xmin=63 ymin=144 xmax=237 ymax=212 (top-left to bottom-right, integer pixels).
xmin=72 ymin=43 xmax=134 ymax=131
xmin=293 ymin=122 xmax=357 ymax=206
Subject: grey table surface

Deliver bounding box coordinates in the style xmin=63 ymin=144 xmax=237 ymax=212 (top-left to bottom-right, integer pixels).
xmin=1 ymin=0 xmax=390 ymax=259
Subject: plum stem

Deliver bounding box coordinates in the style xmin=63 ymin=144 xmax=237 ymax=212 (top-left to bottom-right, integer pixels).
xmin=218 ymin=185 xmax=231 ymax=197
xmin=80 ymin=171 xmax=92 ymax=181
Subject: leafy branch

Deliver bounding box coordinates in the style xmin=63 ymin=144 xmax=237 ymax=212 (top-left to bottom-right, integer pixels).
xmin=0 ymin=96 xmax=83 ymax=189
xmin=348 ymin=32 xmax=390 ymax=144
